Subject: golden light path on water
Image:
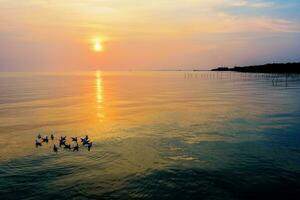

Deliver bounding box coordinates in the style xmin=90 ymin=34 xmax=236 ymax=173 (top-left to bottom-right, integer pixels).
xmin=96 ymin=71 xmax=104 ymax=120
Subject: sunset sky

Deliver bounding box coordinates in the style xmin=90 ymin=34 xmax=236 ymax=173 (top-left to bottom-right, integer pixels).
xmin=0 ymin=0 xmax=300 ymax=71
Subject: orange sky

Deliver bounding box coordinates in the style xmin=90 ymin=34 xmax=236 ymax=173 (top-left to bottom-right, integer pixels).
xmin=0 ymin=0 xmax=300 ymax=71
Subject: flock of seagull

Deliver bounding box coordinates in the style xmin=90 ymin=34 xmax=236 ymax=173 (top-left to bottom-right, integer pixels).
xmin=35 ymin=134 xmax=93 ymax=153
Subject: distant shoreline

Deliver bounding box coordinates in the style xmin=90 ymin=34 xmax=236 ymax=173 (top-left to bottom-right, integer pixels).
xmin=211 ymin=62 xmax=300 ymax=74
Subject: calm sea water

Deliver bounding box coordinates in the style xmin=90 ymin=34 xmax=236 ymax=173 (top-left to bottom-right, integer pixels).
xmin=0 ymin=71 xmax=300 ymax=200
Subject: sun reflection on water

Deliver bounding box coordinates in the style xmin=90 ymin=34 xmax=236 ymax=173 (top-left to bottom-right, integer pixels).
xmin=96 ymin=71 xmax=104 ymax=120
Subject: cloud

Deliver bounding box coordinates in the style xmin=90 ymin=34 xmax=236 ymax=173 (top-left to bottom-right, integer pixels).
xmin=199 ymin=13 xmax=300 ymax=33
xmin=0 ymin=0 xmax=299 ymax=44
xmin=227 ymin=0 xmax=274 ymax=8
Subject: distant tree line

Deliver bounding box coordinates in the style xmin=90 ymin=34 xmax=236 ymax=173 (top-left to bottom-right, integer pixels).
xmin=212 ymin=62 xmax=300 ymax=73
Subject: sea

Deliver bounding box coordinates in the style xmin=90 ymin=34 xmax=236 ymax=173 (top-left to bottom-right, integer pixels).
xmin=0 ymin=71 xmax=300 ymax=200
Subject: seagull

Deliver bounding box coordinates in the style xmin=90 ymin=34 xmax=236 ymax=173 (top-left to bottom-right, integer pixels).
xmin=59 ymin=139 xmax=66 ymax=147
xmin=64 ymin=144 xmax=71 ymax=150
xmin=53 ymin=144 xmax=58 ymax=153
xmin=83 ymin=139 xmax=90 ymax=146
xmin=73 ymin=144 xmax=79 ymax=152
xmin=71 ymin=137 xmax=78 ymax=142
xmin=87 ymin=142 xmax=93 ymax=151
xmin=61 ymin=136 xmax=67 ymax=141
xmin=35 ymin=140 xmax=42 ymax=147
xmin=42 ymin=136 xmax=49 ymax=143
xmin=81 ymin=137 xmax=88 ymax=144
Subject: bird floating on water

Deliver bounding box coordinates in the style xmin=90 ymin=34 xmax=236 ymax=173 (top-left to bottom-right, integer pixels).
xmin=35 ymin=140 xmax=42 ymax=147
xmin=35 ymin=133 xmax=93 ymax=153
xmin=53 ymin=144 xmax=58 ymax=153
xmin=87 ymin=142 xmax=93 ymax=151
xmin=73 ymin=144 xmax=79 ymax=152
xmin=42 ymin=136 xmax=49 ymax=143
xmin=71 ymin=137 xmax=78 ymax=142
xmin=64 ymin=144 xmax=71 ymax=150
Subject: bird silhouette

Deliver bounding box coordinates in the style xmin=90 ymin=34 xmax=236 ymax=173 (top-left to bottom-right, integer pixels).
xmin=35 ymin=140 xmax=42 ymax=147
xmin=87 ymin=142 xmax=93 ymax=151
xmin=73 ymin=144 xmax=79 ymax=152
xmin=71 ymin=137 xmax=78 ymax=142
xmin=64 ymin=144 xmax=71 ymax=150
xmin=42 ymin=136 xmax=49 ymax=143
xmin=53 ymin=144 xmax=58 ymax=153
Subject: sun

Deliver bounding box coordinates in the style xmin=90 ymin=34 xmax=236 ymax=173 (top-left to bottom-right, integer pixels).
xmin=94 ymin=39 xmax=103 ymax=52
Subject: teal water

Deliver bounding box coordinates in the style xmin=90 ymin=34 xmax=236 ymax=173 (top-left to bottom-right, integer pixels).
xmin=0 ymin=71 xmax=300 ymax=199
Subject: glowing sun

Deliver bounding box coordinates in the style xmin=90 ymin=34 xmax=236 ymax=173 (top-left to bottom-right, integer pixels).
xmin=94 ymin=40 xmax=103 ymax=52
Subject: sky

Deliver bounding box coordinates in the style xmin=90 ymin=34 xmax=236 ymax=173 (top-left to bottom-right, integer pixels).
xmin=0 ymin=0 xmax=300 ymax=71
